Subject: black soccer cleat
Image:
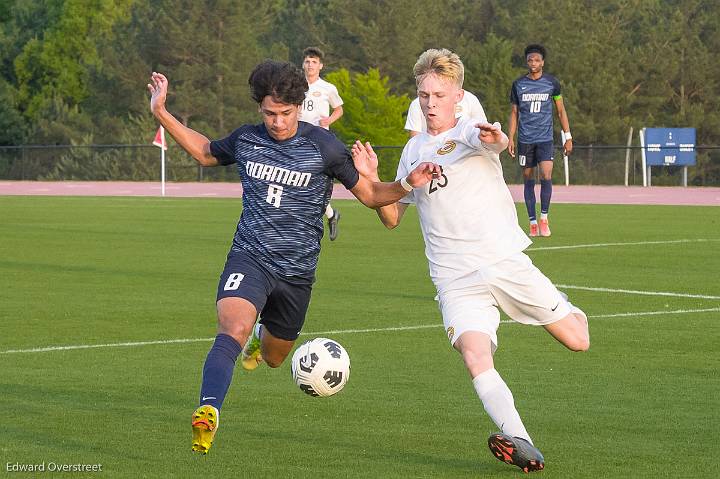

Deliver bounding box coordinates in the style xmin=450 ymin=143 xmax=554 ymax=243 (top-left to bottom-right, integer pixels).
xmin=328 ymin=210 xmax=341 ymax=241
xmin=488 ymin=432 xmax=545 ymax=473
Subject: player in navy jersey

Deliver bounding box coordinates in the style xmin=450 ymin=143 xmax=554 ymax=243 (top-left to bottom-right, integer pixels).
xmin=508 ymin=44 xmax=572 ymax=237
xmin=147 ymin=61 xmax=441 ymax=454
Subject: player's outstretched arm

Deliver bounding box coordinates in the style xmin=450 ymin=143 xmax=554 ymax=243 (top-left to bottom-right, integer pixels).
xmin=350 ymin=140 xmax=406 ymax=228
xmin=475 ymin=121 xmax=509 ymax=154
xmin=349 ymin=163 xmax=438 ymax=209
xmin=148 ymin=72 xmax=218 ymax=166
xmin=350 ymin=140 xmax=381 ymax=182
xmin=349 ymin=140 xmax=440 ymax=209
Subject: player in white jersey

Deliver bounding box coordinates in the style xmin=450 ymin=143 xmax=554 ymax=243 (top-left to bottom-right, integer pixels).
xmin=404 ymin=89 xmax=486 ymax=138
xmin=351 ymin=48 xmax=590 ymax=474
xmin=301 ymin=47 xmax=344 ymax=240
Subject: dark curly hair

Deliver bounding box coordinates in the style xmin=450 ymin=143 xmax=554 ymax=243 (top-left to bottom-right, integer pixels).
xmin=524 ymin=44 xmax=546 ymax=59
xmin=248 ymin=60 xmax=308 ymax=105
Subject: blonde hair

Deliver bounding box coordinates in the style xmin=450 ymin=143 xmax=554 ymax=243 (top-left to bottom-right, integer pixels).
xmin=413 ymin=48 xmax=464 ymax=88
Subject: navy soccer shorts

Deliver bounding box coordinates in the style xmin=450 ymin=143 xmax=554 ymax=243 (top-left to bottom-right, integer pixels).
xmin=216 ymin=249 xmax=312 ymax=341
xmin=517 ymin=141 xmax=554 ymax=168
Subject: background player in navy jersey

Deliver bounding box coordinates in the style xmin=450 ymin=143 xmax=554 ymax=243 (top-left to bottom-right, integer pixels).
xmin=147 ymin=61 xmax=441 ymax=455
xmin=508 ymin=44 xmax=573 ymax=237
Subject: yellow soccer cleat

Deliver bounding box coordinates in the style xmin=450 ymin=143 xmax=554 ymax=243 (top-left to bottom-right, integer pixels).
xmin=241 ymin=322 xmax=263 ymax=371
xmin=192 ymin=405 xmax=219 ymax=454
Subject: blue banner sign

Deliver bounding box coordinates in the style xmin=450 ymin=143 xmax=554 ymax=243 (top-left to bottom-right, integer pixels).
xmin=644 ymin=128 xmax=696 ymax=166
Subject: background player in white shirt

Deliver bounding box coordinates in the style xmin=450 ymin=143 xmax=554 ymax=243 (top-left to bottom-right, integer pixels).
xmin=301 ymin=47 xmax=344 ymax=240
xmin=351 ymin=48 xmax=590 ymax=474
xmin=404 ymin=89 xmax=486 ymax=138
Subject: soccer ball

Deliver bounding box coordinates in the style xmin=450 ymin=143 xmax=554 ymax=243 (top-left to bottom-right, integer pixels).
xmin=291 ymin=337 xmax=350 ymax=397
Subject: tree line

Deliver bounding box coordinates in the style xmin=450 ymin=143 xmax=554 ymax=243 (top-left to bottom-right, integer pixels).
xmin=1 ymin=0 xmax=718 ymax=184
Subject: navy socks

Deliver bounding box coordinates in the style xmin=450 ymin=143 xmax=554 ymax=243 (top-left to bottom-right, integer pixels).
xmin=523 ymin=179 xmax=536 ymax=221
xmin=540 ymin=179 xmax=552 ymax=215
xmin=199 ymin=334 xmax=242 ymax=410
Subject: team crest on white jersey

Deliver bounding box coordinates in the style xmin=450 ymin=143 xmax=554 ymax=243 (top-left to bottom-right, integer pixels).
xmin=437 ymin=141 xmax=457 ymax=155
xmin=454 ymin=104 xmax=463 ymax=114
xmin=312 ymin=91 xmax=321 ymax=97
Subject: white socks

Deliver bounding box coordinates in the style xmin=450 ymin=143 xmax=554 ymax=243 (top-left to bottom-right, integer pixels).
xmin=473 ymin=368 xmax=532 ymax=444
xmin=325 ymin=204 xmax=334 ymax=219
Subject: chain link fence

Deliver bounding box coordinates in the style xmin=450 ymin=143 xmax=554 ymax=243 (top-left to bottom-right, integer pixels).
xmin=1 ymin=144 xmax=719 ymax=186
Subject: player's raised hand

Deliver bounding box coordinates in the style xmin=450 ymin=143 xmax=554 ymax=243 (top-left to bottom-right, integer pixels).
xmin=407 ymin=162 xmax=443 ymax=188
xmin=351 ymin=140 xmax=380 ymax=180
xmin=148 ymin=72 xmax=169 ymax=115
xmin=476 ymin=121 xmax=506 ymax=144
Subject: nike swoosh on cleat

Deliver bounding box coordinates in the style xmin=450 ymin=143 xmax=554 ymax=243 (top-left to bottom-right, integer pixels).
xmin=202 ymin=396 xmax=216 ymax=401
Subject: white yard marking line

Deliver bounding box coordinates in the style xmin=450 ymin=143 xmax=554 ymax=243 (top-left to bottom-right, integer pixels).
xmin=2 ymin=307 xmax=718 ymax=355
xmin=556 ymin=284 xmax=720 ymax=300
xmin=0 ymin=338 xmax=212 ymax=354
xmin=528 ymin=238 xmax=720 ymax=252
xmin=586 ymin=307 xmax=720 ymax=319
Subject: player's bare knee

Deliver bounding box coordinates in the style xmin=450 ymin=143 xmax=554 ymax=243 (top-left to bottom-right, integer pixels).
xmin=216 ymin=313 xmax=253 ymax=344
xmin=461 ymin=348 xmax=493 ymax=372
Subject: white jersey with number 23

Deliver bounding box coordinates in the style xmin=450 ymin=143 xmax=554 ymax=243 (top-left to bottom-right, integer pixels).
xmin=396 ymin=116 xmax=531 ymax=291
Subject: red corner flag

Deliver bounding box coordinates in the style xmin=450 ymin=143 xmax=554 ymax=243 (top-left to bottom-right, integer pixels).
xmin=152 ymin=126 xmax=167 ymax=150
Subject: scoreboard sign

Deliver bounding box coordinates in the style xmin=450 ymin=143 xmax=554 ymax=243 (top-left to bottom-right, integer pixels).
xmin=643 ymin=128 xmax=696 ymax=166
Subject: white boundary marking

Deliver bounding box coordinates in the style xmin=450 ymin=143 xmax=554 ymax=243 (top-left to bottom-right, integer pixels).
xmin=2 ymin=307 xmax=718 ymax=355
xmin=586 ymin=307 xmax=720 ymax=318
xmin=555 ymin=284 xmax=720 ymax=300
xmin=527 ymin=238 xmax=720 ymax=252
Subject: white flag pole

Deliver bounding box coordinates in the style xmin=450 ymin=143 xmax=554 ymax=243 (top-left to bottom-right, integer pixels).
xmin=561 ymin=131 xmax=570 ymax=186
xmin=160 ymin=126 xmax=166 ymax=197
xmin=640 ymin=128 xmax=647 ymax=187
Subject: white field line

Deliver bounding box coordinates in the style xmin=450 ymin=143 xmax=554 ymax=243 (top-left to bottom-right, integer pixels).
xmin=0 ymin=337 xmax=213 ymax=354
xmin=527 ymin=238 xmax=720 ymax=252
xmin=586 ymin=307 xmax=720 ymax=319
xmin=2 ymin=307 xmax=718 ymax=355
xmin=556 ymin=284 xmax=720 ymax=300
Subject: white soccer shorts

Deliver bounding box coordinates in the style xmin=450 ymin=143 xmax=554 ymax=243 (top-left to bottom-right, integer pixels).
xmin=436 ymin=252 xmax=571 ymax=350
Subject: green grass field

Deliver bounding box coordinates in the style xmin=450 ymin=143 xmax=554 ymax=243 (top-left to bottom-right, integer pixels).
xmin=1 ymin=196 xmax=719 ymax=478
